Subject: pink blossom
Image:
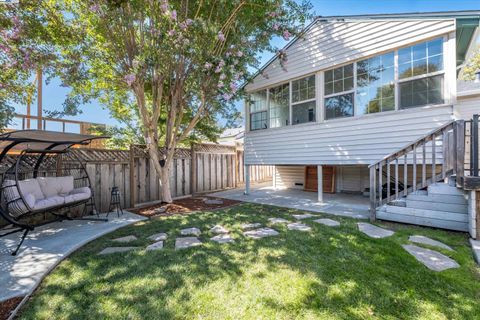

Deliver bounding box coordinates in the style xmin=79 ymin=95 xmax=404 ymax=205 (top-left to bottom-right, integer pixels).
xmin=124 ymin=74 xmax=136 ymax=86
xmin=214 ymin=66 xmax=222 ymax=73
xmin=186 ymin=19 xmax=193 ymax=26
xmin=219 ymin=73 xmax=226 ymax=80
xmin=204 ymin=62 xmax=212 ymax=70
xmin=170 ymin=10 xmax=177 ymax=21
xmin=283 ymin=30 xmax=291 ymax=41
xmin=217 ymin=31 xmax=225 ymax=42
xmin=179 ymin=22 xmax=187 ymax=30
xmin=160 ymin=1 xmax=168 ymax=12
xmin=217 ymin=81 xmax=224 ymax=88
xmin=90 ymin=4 xmax=100 ymax=13
xmin=222 ymin=93 xmax=233 ymax=101
xmin=167 ymin=29 xmax=175 ymax=37
xmin=225 ymin=52 xmax=231 ymax=57
xmin=273 ymin=23 xmax=280 ymax=31
xmin=230 ymin=83 xmax=238 ymax=92
xmin=268 ymin=12 xmax=277 ymax=18
xmin=236 ymin=51 xmax=243 ymax=57
xmin=218 ymin=59 xmax=225 ymax=68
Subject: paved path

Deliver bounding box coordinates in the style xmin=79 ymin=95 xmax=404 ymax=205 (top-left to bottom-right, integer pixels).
xmin=0 ymin=211 xmax=146 ymax=302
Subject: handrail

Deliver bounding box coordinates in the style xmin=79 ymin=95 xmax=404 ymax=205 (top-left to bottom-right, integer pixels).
xmin=368 ymin=120 xmax=456 ymax=168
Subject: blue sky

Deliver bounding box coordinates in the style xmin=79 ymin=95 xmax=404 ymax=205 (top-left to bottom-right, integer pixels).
xmin=12 ymin=0 xmax=480 ymax=130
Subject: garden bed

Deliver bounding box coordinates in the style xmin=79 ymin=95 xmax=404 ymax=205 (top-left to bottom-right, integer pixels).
xmin=130 ymin=196 xmax=241 ymax=217
xmin=1 ymin=296 xmax=23 ymax=320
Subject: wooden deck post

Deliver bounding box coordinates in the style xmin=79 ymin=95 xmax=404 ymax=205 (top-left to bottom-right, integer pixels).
xmin=317 ymin=165 xmax=323 ymax=202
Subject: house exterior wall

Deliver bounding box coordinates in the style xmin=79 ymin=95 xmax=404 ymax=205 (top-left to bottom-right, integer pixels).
xmin=454 ymin=95 xmax=480 ymax=120
xmin=245 ymin=105 xmax=453 ymax=165
xmin=274 ymin=166 xmax=305 ymax=189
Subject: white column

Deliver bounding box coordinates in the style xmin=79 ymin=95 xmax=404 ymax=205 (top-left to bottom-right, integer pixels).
xmin=317 ymin=165 xmax=323 ymax=202
xmin=244 ymin=164 xmax=250 ymax=195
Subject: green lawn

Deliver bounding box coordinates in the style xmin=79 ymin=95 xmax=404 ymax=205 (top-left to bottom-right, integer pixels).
xmin=19 ymin=203 xmax=480 ymax=320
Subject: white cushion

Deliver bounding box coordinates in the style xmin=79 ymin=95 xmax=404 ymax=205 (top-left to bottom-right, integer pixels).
xmin=33 ymin=196 xmax=65 ymax=210
xmin=23 ymin=193 xmax=36 ymax=209
xmin=18 ymin=179 xmax=44 ymax=200
xmin=37 ymin=176 xmax=74 ymax=198
xmin=1 ymin=180 xmax=31 ymax=217
xmin=64 ymin=187 xmax=91 ymax=203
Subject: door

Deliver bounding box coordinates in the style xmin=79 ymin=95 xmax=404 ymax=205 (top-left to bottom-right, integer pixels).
xmin=304 ymin=166 xmax=336 ymax=193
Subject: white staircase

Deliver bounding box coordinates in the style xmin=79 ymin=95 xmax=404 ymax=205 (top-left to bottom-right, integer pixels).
xmin=377 ymin=181 xmax=469 ymax=231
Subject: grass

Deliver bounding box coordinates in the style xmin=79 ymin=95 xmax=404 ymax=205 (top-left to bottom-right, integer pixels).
xmin=19 ymin=203 xmax=480 ymax=320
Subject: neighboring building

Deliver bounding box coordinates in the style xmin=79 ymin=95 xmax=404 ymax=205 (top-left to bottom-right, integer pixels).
xmin=217 ymin=127 xmax=244 ymax=145
xmin=243 ymin=11 xmax=480 ymax=235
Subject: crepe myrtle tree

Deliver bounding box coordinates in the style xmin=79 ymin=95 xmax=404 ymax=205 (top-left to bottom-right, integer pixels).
xmin=51 ymin=0 xmax=312 ymax=203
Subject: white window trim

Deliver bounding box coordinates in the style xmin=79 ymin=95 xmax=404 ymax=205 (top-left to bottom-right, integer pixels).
xmin=268 ymin=83 xmax=290 ymax=128
xmin=291 ymin=75 xmax=317 ymax=125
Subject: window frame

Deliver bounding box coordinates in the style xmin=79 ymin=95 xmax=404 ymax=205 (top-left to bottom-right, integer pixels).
xmin=248 ymin=90 xmax=268 ymax=131
xmin=291 ymin=74 xmax=317 ymax=125
xmin=268 ymin=83 xmax=290 ymax=128
xmin=323 ymin=62 xmax=356 ymax=120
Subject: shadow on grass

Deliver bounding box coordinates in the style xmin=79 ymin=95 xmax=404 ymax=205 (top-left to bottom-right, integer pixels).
xmin=18 ymin=203 xmax=480 ymax=320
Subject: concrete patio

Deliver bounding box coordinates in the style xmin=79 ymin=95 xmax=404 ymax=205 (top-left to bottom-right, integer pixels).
xmin=0 ymin=211 xmax=146 ymax=302
xmin=210 ymin=183 xmax=370 ymax=219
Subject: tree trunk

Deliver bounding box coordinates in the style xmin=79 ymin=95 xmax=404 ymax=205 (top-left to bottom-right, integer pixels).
xmin=160 ymin=165 xmax=172 ymax=203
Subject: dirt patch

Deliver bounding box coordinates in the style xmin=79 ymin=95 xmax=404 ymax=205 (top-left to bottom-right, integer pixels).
xmin=130 ymin=196 xmax=241 ymax=217
xmin=1 ymin=296 xmax=23 ymax=320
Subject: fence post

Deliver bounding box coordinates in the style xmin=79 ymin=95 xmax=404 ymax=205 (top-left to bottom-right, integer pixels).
xmin=129 ymin=145 xmax=135 ymax=207
xmin=190 ymin=143 xmax=196 ymax=195
xmin=369 ymin=165 xmax=376 ymax=222
xmin=473 ymin=114 xmax=479 ymax=177
xmin=455 ymin=120 xmax=465 ymax=187
xmin=234 ymin=143 xmax=239 ymax=188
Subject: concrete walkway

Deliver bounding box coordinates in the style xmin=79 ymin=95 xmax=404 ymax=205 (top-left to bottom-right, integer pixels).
xmin=0 ymin=211 xmax=146 ymax=302
xmin=210 ymin=184 xmax=369 ymax=219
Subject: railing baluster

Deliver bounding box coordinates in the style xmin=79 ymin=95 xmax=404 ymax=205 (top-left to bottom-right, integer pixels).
xmin=395 ymin=158 xmax=399 ymax=198
xmin=369 ymin=165 xmax=376 ymax=222
xmin=442 ymin=130 xmax=447 ymax=178
xmin=432 ymin=134 xmax=436 ymax=182
xmin=386 ymin=159 xmax=390 ymax=201
xmin=404 ymin=154 xmax=408 ymax=196
xmin=412 ymin=145 xmax=417 ymax=192
xmin=422 ymin=142 xmax=426 ymax=188
xmin=378 ymin=161 xmax=383 ymax=205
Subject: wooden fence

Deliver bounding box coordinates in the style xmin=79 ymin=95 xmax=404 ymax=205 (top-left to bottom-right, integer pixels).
xmin=70 ymin=143 xmax=272 ymax=212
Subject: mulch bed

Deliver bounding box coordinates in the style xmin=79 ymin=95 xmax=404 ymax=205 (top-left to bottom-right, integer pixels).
xmin=130 ymin=196 xmax=241 ymax=217
xmin=0 ymin=296 xmax=23 ymax=320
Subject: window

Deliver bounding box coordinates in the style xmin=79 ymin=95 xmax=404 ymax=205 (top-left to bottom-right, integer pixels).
xmin=292 ymin=75 xmax=316 ymax=124
xmin=269 ymin=84 xmax=289 ymax=128
xmin=324 ymin=64 xmax=354 ymax=119
xmin=356 ymin=52 xmax=395 ymax=114
xmin=249 ymin=90 xmax=267 ymax=130
xmin=398 ymin=38 xmax=444 ymax=108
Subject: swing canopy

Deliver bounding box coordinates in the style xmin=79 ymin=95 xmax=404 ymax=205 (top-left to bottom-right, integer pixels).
xmin=0 ymin=130 xmax=108 ymax=255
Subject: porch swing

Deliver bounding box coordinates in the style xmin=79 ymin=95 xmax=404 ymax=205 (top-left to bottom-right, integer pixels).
xmin=0 ymin=130 xmax=108 ymax=255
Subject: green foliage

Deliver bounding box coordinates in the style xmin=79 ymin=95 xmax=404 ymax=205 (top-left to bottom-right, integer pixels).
xmin=461 ymin=47 xmax=480 ymax=80
xmin=19 ymin=204 xmax=480 ymax=319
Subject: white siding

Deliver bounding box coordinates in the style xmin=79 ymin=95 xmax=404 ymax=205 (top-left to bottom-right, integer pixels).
xmin=337 ymin=166 xmax=369 ymax=193
xmin=274 ymin=166 xmax=304 ymax=189
xmin=454 ymin=96 xmax=480 ymax=120
xmin=246 ymin=19 xmax=455 ymax=91
xmin=245 ymin=105 xmax=454 ymax=165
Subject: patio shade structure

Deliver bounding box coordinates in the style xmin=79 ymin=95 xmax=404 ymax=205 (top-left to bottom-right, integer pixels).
xmin=0 ymin=130 xmax=109 ymax=255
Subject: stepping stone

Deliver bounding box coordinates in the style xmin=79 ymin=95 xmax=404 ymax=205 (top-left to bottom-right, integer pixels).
xmin=470 ymin=239 xmax=480 ymax=265
xmin=146 ymin=241 xmax=164 ymax=251
xmin=292 ymin=213 xmax=317 ymax=220
xmin=244 ymin=228 xmax=279 ymax=239
xmin=357 ymin=223 xmax=394 ymax=238
xmin=409 ymin=235 xmax=453 ymax=251
xmin=98 ymin=247 xmax=139 ymax=255
xmin=112 ymin=235 xmax=138 ymax=243
xmin=313 ymin=218 xmax=340 ymax=227
xmin=402 ymin=244 xmax=460 ymax=271
xmin=268 ymin=217 xmax=290 ymax=224
xmin=148 ymin=232 xmax=168 ymax=241
xmin=175 ymin=237 xmax=202 ymax=249
xmin=287 ymin=222 xmax=311 ymax=231
xmin=204 ymin=199 xmax=224 ymax=205
xmin=241 ymin=223 xmax=262 ymax=230
xmin=211 ymin=234 xmax=234 ymax=244
xmin=210 ymin=225 xmax=229 ymax=234
xmin=180 ymin=227 xmax=201 ymax=236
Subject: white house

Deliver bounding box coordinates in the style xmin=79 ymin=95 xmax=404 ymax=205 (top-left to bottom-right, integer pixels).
xmin=242 ymin=11 xmax=480 ymax=235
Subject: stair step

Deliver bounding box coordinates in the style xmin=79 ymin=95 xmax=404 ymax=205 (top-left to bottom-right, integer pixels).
xmin=377 ymin=210 xmax=468 ymax=232
xmin=385 ymin=205 xmax=468 ymax=223
xmin=428 ymin=183 xmax=465 ymax=196
xmin=406 ymin=199 xmax=468 ymax=214
xmin=406 ymin=193 xmax=467 ymax=205
xmin=389 ymin=199 xmax=407 ymax=207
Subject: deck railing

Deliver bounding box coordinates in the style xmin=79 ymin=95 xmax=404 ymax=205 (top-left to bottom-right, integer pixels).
xmin=368 ymin=120 xmax=466 ymax=221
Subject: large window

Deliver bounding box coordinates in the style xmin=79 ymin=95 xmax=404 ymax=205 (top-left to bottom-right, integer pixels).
xmin=292 ymin=75 xmax=316 ymax=124
xmin=249 ymin=91 xmax=267 ymax=131
xmin=356 ymin=52 xmax=395 ymax=114
xmin=398 ymin=38 xmax=444 ymax=108
xmin=269 ymin=84 xmax=289 ymax=128
xmin=324 ymin=64 xmax=354 ymax=119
